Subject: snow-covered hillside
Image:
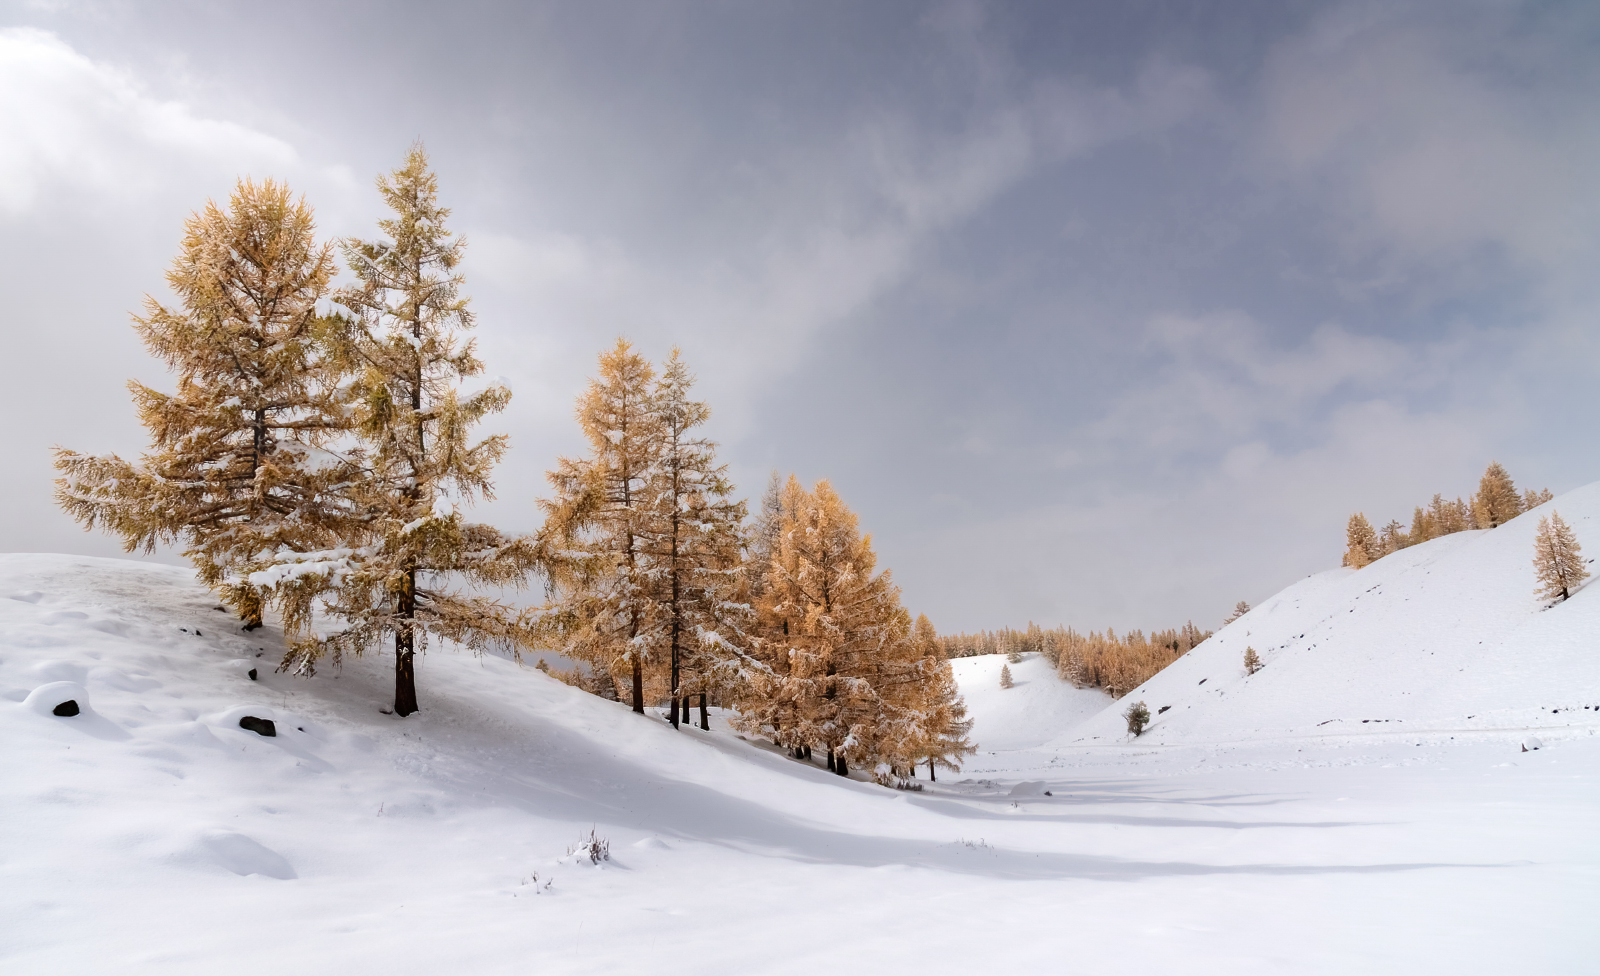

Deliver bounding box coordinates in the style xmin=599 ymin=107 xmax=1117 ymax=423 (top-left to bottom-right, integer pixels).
xmin=950 ymin=651 xmax=1108 ymax=751
xmin=3 ymin=546 xmax=1597 ymax=973
xmin=1066 ymin=481 xmax=1600 ymax=747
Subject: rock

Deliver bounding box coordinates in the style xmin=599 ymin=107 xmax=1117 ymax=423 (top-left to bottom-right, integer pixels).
xmin=247 ymin=669 xmax=258 ymax=681
xmin=52 ymin=699 xmax=80 ymax=717
xmin=239 ymin=715 xmax=277 ymax=737
xmin=1522 ymin=736 xmax=1543 ymax=752
xmin=1158 ymin=705 xmax=1171 ymax=714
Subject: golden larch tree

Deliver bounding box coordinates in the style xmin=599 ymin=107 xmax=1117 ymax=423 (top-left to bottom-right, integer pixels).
xmin=633 ymin=351 xmax=763 ymax=729
xmin=1533 ymin=510 xmax=1588 ymax=603
xmin=54 ymin=178 xmax=348 ymax=629
xmin=253 ymin=146 xmax=539 ymax=716
xmin=736 ymin=478 xmax=911 ymax=776
xmin=1472 ymin=461 xmax=1522 ymax=529
xmin=538 ymin=339 xmax=664 ymax=712
xmin=1345 ymin=513 xmax=1380 ymax=568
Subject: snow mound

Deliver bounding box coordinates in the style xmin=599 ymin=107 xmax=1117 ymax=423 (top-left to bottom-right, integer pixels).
xmin=1066 ymin=481 xmax=1600 ymax=746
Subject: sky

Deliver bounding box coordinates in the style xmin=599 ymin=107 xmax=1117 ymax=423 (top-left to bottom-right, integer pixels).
xmin=2 ymin=0 xmax=1597 ymax=635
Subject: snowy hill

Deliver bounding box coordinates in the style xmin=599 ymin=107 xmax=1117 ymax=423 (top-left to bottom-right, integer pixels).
xmin=1066 ymin=481 xmax=1600 ymax=747
xmin=3 ymin=550 xmax=1597 ymax=972
xmin=950 ymin=651 xmax=1108 ymax=751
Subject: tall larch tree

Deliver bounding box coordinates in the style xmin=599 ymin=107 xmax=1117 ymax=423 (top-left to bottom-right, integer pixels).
xmin=1472 ymin=461 xmax=1522 ymax=529
xmin=634 ymin=351 xmax=763 ymax=729
xmin=537 ymin=340 xmax=662 ymax=712
xmin=1533 ymin=511 xmax=1588 ymax=603
xmin=54 ymin=178 xmax=347 ymax=628
xmin=254 ymin=146 xmax=538 ymax=716
xmin=736 ymin=478 xmax=909 ymax=776
xmin=907 ymin=614 xmax=973 ymax=781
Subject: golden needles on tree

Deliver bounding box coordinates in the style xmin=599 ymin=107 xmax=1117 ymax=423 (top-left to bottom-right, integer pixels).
xmin=1533 ymin=511 xmax=1588 ymax=603
xmin=246 ymin=146 xmax=541 ymax=715
xmin=54 ymin=178 xmax=347 ymax=631
xmin=734 ymin=477 xmax=972 ymax=780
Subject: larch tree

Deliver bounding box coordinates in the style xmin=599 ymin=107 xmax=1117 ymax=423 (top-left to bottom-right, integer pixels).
xmin=1345 ymin=513 xmax=1380 ymax=568
xmin=253 ymin=146 xmax=538 ymax=716
xmin=1533 ymin=511 xmax=1588 ymax=603
xmin=633 ymin=351 xmax=763 ymax=729
xmin=999 ymin=663 xmax=1014 ymax=688
xmin=1523 ymin=487 xmax=1554 ymax=510
xmin=908 ymin=614 xmax=973 ymax=781
xmin=538 ymin=340 xmax=663 ymax=713
xmin=1472 ymin=461 xmax=1522 ymax=529
xmin=1224 ymin=601 xmax=1251 ymax=625
xmin=736 ymin=478 xmax=909 ymax=777
xmin=54 ymin=178 xmax=347 ymax=629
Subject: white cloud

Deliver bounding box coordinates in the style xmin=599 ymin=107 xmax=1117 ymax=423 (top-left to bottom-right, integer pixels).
xmin=1258 ymin=6 xmax=1600 ymax=284
xmin=0 ymin=27 xmax=297 ymax=212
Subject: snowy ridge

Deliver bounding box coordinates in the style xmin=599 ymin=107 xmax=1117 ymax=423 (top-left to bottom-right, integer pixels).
xmin=1066 ymin=480 xmax=1600 ymax=746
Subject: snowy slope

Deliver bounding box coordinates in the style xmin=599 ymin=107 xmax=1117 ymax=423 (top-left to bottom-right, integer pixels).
xmin=951 ymin=651 xmax=1108 ymax=751
xmin=1066 ymin=481 xmax=1600 ymax=746
xmin=3 ymin=551 xmax=1597 ymax=973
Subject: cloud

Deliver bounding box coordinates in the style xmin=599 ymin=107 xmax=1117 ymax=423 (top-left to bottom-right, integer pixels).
xmin=0 ymin=27 xmax=298 ymax=212
xmin=1258 ymin=4 xmax=1600 ymax=285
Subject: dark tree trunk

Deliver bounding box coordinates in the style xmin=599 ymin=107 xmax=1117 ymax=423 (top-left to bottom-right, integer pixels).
xmin=631 ymin=654 xmax=644 ymax=714
xmin=668 ymin=696 xmax=679 ymax=727
xmin=394 ymin=568 xmax=418 ymax=716
xmin=928 ymin=757 xmax=936 ymax=782
xmin=699 ymin=694 xmax=709 ymax=730
xmin=826 ymin=749 xmax=836 ymax=773
xmin=835 ymin=754 xmax=849 ymax=777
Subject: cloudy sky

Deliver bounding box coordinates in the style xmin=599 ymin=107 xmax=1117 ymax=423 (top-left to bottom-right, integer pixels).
xmin=3 ymin=0 xmax=1597 ymax=634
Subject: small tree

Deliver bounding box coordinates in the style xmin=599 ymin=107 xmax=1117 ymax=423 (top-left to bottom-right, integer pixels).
xmin=1243 ymin=646 xmax=1262 ymax=675
xmin=1345 ymin=513 xmax=1380 ymax=568
xmin=1124 ymin=700 xmax=1150 ymax=736
xmin=999 ymin=663 xmax=1013 ymax=688
xmin=1533 ymin=511 xmax=1589 ymax=603
xmin=1224 ymin=600 xmax=1250 ymax=625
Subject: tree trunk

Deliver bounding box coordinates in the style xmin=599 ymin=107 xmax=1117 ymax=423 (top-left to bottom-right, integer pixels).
xmin=698 ymin=694 xmax=709 ymax=730
xmin=668 ymin=696 xmax=679 ymax=727
xmin=630 ymin=654 xmax=644 ymax=714
xmin=835 ymin=754 xmax=849 ymax=777
xmin=928 ymin=757 xmax=936 ymax=782
xmin=826 ymin=749 xmax=835 ymax=773
xmin=393 ymin=568 xmax=418 ymax=716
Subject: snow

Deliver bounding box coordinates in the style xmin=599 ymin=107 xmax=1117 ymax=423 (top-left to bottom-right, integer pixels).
xmin=3 ymin=482 xmax=1600 ymax=973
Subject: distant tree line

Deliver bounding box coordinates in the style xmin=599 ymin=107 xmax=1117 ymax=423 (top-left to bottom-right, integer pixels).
xmin=939 ymin=620 xmax=1212 ymax=700
xmin=1344 ymin=461 xmax=1552 ymax=569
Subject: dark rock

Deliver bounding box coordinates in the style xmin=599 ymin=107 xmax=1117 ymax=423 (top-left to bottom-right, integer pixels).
xmin=1158 ymin=705 xmax=1171 ymax=714
xmin=248 ymin=669 xmax=258 ymax=681
xmin=52 ymin=699 xmax=80 ymax=717
xmin=239 ymin=716 xmax=276 ymax=737
xmin=1198 ymin=679 xmax=1207 ymax=685
xmin=195 ymin=630 xmax=203 ymax=637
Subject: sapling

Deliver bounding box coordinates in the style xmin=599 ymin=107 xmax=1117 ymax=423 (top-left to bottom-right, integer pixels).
xmin=1124 ymin=700 xmax=1150 ymax=736
xmin=1244 ymin=646 xmax=1263 ymax=675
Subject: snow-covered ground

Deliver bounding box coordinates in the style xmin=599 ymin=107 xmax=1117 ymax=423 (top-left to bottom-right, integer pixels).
xmin=4 ymin=483 xmax=1599 ymax=973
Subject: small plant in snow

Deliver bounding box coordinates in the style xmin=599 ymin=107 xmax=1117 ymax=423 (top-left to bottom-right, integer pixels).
xmin=1006 ymin=647 xmax=1023 ymax=664
xmin=1124 ymin=700 xmax=1150 ymax=736
xmin=999 ymin=664 xmax=1014 ymax=689
xmin=1243 ymin=646 xmax=1263 ymax=675
xmin=567 ymin=827 xmax=610 ymax=864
